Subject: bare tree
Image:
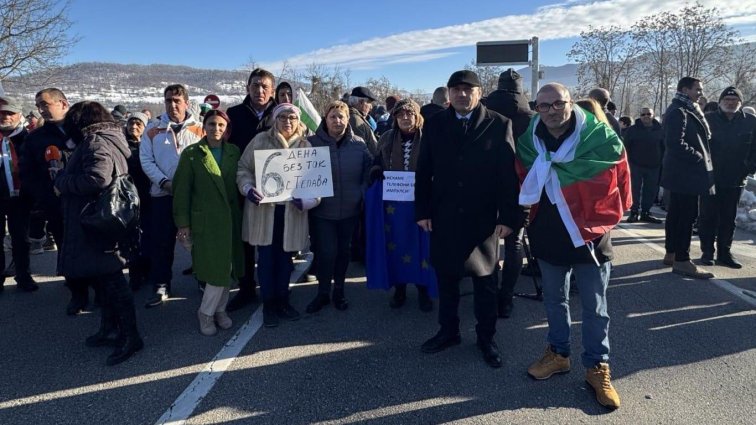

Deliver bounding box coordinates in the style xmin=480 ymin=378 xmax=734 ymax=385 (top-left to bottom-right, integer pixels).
xmin=0 ymin=0 xmax=78 ymax=82
xmin=567 ymin=25 xmax=638 ymax=100
xmin=463 ymin=60 xmax=506 ymax=96
xmin=364 ymin=76 xmax=400 ymax=105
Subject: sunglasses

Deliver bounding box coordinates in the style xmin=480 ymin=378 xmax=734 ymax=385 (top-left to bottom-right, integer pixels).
xmin=640 ymin=113 xmax=652 ymax=117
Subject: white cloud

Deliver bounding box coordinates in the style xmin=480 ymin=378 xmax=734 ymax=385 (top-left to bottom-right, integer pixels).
xmin=261 ymin=0 xmax=756 ymax=72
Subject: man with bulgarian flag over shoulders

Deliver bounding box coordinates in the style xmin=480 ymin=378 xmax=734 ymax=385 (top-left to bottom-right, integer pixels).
xmin=516 ymin=83 xmax=631 ymax=410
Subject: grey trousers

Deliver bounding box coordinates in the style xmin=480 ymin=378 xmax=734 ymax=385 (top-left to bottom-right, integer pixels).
xmin=199 ymin=285 xmax=230 ymax=316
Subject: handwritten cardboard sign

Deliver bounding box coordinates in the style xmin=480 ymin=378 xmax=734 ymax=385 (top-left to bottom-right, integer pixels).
xmin=254 ymin=147 xmax=334 ymax=203
xmin=383 ymin=171 xmax=415 ymax=202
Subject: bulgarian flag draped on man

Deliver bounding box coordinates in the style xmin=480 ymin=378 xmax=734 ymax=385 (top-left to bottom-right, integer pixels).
xmin=516 ymin=106 xmax=632 ymax=247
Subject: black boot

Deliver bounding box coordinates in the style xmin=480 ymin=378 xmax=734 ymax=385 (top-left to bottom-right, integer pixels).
xmin=86 ymin=306 xmax=121 ymax=348
xmin=717 ymin=251 xmax=743 ymax=269
xmin=332 ymin=288 xmax=348 ymax=311
xmin=389 ymin=285 xmax=407 ymax=309
xmin=277 ymin=297 xmax=301 ymax=321
xmin=104 ymin=273 xmax=143 ymax=366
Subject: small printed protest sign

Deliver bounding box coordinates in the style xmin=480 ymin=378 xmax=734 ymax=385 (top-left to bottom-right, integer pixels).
xmin=382 ymin=171 xmax=415 ymax=202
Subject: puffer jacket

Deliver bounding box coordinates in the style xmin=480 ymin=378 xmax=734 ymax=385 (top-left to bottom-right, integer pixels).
xmin=139 ymin=112 xmax=203 ymax=197
xmin=307 ymin=123 xmax=372 ymax=220
xmin=54 ymin=122 xmax=131 ymax=278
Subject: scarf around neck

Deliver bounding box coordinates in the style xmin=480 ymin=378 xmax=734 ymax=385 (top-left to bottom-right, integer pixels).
xmin=674 ymin=92 xmax=711 ymax=139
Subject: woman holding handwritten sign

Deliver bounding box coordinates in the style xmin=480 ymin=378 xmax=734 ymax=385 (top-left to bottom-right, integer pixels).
xmin=306 ymin=101 xmax=372 ymax=314
xmin=237 ymin=104 xmax=318 ymax=328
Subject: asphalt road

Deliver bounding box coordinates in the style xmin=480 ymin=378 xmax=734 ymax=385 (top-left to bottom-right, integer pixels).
xmin=0 ymin=208 xmax=754 ymax=424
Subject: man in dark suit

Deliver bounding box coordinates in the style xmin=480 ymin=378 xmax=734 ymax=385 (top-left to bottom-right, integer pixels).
xmin=415 ymin=70 xmax=522 ymax=368
xmin=225 ymin=68 xmax=277 ymax=311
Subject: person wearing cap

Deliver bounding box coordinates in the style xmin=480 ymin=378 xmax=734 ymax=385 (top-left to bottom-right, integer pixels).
xmin=0 ymin=96 xmax=39 ymax=293
xmin=347 ymin=86 xmax=379 ymax=156
xmin=369 ymin=98 xmax=435 ymax=312
xmin=699 ymin=86 xmax=756 ymax=269
xmin=112 ymin=105 xmax=128 ymax=125
xmin=415 ymin=70 xmax=522 ymax=369
xmin=123 ymin=112 xmax=152 ymax=290
xmin=173 ymin=109 xmax=243 ymax=336
xmin=660 ymin=76 xmax=715 ymax=279
xmin=26 ymin=110 xmax=42 ymax=131
xmin=198 ymin=103 xmax=212 ymax=122
xmin=237 ymin=103 xmax=317 ymax=327
xmin=226 ymin=68 xmax=278 ymax=311
xmin=140 ymin=84 xmax=204 ymax=308
xmin=484 ymin=68 xmax=534 ymax=319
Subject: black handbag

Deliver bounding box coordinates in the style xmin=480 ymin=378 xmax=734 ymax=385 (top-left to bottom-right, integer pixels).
xmin=80 ymin=161 xmax=140 ymax=241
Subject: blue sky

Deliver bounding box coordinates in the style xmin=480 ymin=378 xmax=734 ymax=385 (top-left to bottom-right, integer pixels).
xmin=66 ymin=0 xmax=755 ymax=92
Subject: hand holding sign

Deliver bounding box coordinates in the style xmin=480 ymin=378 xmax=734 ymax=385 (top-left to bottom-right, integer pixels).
xmin=254 ymin=147 xmax=334 ymax=203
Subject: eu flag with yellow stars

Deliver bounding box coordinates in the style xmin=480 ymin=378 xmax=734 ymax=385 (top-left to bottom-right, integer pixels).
xmin=365 ymin=181 xmax=438 ymax=297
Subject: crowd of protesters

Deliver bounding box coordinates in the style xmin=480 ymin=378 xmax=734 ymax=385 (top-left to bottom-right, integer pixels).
xmin=0 ymin=66 xmax=754 ymax=410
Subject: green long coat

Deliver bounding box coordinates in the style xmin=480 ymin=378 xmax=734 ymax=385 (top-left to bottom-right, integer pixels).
xmin=173 ymin=138 xmax=244 ymax=286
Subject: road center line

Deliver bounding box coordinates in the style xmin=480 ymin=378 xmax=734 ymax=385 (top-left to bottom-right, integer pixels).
xmin=616 ymin=225 xmax=756 ymax=308
xmin=155 ymin=307 xmax=263 ymax=425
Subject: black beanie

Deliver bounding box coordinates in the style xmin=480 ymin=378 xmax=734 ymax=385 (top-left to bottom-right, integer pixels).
xmin=497 ymin=68 xmax=523 ymax=93
xmin=719 ymin=86 xmax=743 ymax=102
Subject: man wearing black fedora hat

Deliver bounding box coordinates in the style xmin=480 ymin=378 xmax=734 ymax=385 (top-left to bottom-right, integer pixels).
xmin=415 ymin=70 xmax=522 ymax=368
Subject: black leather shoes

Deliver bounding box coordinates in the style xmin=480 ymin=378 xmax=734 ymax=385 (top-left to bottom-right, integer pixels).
xmin=306 ymin=294 xmax=330 ymax=313
xmin=700 ymin=252 xmax=714 ymax=266
xmin=106 ymin=336 xmax=143 ymax=366
xmin=421 ymin=331 xmax=461 ymax=353
xmin=717 ymin=253 xmax=743 ymax=269
xmin=477 ymin=339 xmax=503 ymax=368
xmin=332 ymin=290 xmax=348 ymax=311
xmin=498 ymin=301 xmax=514 ymax=319
xmin=16 ymin=279 xmax=39 ymax=292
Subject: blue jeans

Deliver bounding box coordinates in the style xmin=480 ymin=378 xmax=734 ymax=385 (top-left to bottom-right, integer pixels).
xmin=538 ymin=259 xmax=611 ymax=367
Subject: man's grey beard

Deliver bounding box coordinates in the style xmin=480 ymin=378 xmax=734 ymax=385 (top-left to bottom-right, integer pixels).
xmin=720 ymin=105 xmax=740 ymax=114
xmin=0 ymin=123 xmax=19 ymax=132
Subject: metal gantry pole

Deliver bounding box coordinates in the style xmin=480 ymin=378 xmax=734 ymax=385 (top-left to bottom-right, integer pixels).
xmin=530 ymin=36 xmax=540 ymax=99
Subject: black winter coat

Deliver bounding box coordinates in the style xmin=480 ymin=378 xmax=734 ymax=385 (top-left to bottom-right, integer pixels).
xmin=420 ymin=103 xmax=446 ymax=122
xmin=415 ymin=104 xmax=521 ymax=278
xmin=705 ymin=109 xmax=756 ymax=188
xmin=125 ymin=132 xmax=151 ymax=204
xmin=623 ymin=119 xmax=664 ymax=168
xmin=21 ymin=122 xmax=70 ymax=215
xmin=660 ymin=98 xmax=715 ymax=195
xmin=485 ymin=89 xmax=535 ymax=139
xmin=226 ymin=96 xmax=276 ymax=153
xmin=307 ymin=124 xmax=372 ymax=221
xmin=54 ymin=122 xmax=131 ymax=279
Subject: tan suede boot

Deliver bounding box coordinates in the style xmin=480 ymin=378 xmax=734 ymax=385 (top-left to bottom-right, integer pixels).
xmin=527 ymin=346 xmax=571 ymax=380
xmin=586 ymin=363 xmax=621 ymax=409
xmin=672 ymin=260 xmax=714 ymax=279
xmin=198 ymin=311 xmax=217 ymax=336
xmin=215 ymin=311 xmax=233 ymax=330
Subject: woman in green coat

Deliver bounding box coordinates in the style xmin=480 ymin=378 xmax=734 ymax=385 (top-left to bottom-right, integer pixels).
xmin=173 ymin=109 xmax=244 ymax=336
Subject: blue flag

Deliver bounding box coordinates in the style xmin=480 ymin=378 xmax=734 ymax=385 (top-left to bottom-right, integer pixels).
xmin=365 ymin=181 xmax=438 ymax=297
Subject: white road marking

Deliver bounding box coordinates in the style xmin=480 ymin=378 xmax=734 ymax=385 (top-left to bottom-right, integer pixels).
xmin=155 ymin=307 xmax=263 ymax=425
xmin=616 ymin=225 xmax=756 ymax=308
